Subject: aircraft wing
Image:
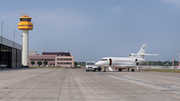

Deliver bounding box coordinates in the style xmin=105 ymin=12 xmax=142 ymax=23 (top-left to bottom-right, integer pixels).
xmin=140 ymin=54 xmax=158 ymax=56
xmin=131 ymin=53 xmax=158 ymax=56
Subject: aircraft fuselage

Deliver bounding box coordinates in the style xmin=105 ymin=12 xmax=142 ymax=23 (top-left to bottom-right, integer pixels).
xmin=95 ymin=57 xmax=146 ymax=68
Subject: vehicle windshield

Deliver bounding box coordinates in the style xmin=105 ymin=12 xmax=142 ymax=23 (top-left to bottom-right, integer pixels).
xmin=87 ymin=63 xmax=94 ymax=65
xmin=101 ymin=59 xmax=108 ymax=61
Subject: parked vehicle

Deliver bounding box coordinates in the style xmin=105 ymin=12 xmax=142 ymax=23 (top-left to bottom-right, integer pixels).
xmin=0 ymin=64 xmax=7 ymax=68
xmin=86 ymin=61 xmax=101 ymax=72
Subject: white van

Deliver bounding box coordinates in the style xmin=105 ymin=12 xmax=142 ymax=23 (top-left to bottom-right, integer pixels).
xmin=86 ymin=61 xmax=101 ymax=72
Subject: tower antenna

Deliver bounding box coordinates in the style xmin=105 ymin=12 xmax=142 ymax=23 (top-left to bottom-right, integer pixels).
xmin=21 ymin=8 xmax=23 ymax=16
xmin=43 ymin=46 xmax=45 ymax=52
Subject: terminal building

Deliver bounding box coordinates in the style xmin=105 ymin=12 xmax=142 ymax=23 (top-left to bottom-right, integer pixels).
xmin=0 ymin=36 xmax=22 ymax=68
xmin=28 ymin=52 xmax=74 ymax=67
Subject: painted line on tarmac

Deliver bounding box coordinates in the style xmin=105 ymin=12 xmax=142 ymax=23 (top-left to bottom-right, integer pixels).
xmin=110 ymin=75 xmax=180 ymax=95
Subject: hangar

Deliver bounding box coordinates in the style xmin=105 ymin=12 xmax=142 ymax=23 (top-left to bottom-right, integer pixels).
xmin=0 ymin=36 xmax=22 ymax=68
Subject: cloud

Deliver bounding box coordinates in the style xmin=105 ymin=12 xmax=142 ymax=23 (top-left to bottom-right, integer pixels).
xmin=112 ymin=6 xmax=123 ymax=15
xmin=161 ymin=0 xmax=180 ymax=7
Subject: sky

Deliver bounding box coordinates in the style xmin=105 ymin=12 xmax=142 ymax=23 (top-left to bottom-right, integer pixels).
xmin=0 ymin=0 xmax=180 ymax=62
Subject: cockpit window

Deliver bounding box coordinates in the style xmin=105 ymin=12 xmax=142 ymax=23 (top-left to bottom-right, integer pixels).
xmin=101 ymin=59 xmax=107 ymax=61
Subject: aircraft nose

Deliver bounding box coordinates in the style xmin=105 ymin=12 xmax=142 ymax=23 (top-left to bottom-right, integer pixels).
xmin=95 ymin=61 xmax=108 ymax=66
xmin=95 ymin=61 xmax=100 ymax=66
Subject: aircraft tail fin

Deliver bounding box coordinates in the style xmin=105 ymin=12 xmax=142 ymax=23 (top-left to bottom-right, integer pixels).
xmin=137 ymin=44 xmax=146 ymax=58
xmin=129 ymin=44 xmax=158 ymax=58
xmin=135 ymin=44 xmax=158 ymax=58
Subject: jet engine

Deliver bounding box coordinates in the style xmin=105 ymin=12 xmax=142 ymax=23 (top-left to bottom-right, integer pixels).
xmin=134 ymin=58 xmax=146 ymax=65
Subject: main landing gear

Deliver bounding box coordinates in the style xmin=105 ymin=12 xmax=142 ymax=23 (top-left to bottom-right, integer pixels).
xmin=131 ymin=68 xmax=135 ymax=72
xmin=118 ymin=68 xmax=122 ymax=71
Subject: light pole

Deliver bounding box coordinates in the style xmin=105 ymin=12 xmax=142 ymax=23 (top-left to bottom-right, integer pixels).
xmin=173 ymin=43 xmax=174 ymax=68
xmin=14 ymin=30 xmax=16 ymax=42
xmin=1 ymin=22 xmax=4 ymax=37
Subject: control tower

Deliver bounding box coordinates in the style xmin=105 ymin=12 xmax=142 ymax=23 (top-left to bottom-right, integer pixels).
xmin=18 ymin=14 xmax=33 ymax=66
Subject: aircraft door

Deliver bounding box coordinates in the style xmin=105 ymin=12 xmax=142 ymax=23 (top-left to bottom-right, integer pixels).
xmin=109 ymin=58 xmax=112 ymax=66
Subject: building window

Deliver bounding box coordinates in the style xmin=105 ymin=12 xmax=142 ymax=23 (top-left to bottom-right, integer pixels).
xmin=20 ymin=18 xmax=31 ymax=22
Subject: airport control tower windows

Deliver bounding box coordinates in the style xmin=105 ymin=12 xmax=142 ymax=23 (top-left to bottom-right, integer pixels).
xmin=20 ymin=18 xmax=31 ymax=22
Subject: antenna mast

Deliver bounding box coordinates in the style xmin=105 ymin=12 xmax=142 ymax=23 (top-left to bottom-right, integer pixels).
xmin=21 ymin=8 xmax=23 ymax=16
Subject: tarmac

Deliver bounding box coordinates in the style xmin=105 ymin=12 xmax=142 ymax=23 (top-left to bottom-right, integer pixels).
xmin=1 ymin=68 xmax=180 ymax=101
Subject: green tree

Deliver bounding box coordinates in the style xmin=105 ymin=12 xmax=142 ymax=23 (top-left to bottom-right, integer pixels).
xmin=43 ymin=60 xmax=48 ymax=66
xmin=31 ymin=61 xmax=35 ymax=65
xmin=37 ymin=61 xmax=42 ymax=66
xmin=77 ymin=62 xmax=86 ymax=67
xmin=74 ymin=62 xmax=77 ymax=67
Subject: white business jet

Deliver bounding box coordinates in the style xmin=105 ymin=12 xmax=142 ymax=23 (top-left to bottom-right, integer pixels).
xmin=95 ymin=44 xmax=158 ymax=72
